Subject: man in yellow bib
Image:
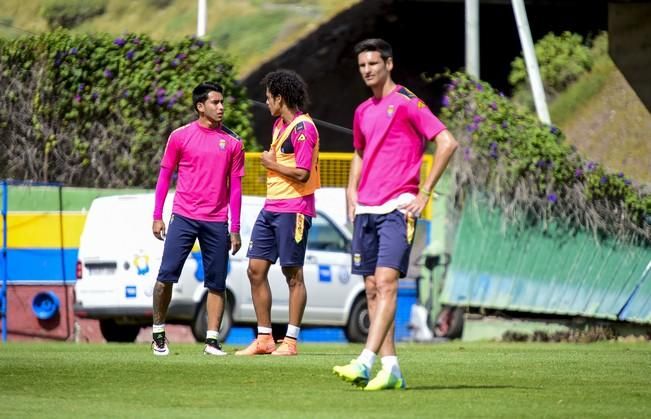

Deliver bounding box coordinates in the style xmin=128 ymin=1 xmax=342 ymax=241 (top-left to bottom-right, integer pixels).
xmin=236 ymin=70 xmax=320 ymax=356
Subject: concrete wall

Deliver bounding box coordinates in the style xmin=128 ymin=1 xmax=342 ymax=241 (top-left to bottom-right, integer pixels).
xmin=4 ymin=285 xmax=75 ymax=341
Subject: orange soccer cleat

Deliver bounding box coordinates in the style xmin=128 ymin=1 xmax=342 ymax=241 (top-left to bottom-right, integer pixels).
xmin=234 ymin=334 xmax=276 ymax=356
xmin=271 ymin=338 xmax=297 ymax=356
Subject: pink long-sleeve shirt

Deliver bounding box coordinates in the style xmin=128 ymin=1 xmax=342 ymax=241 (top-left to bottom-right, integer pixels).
xmin=153 ymin=121 xmax=245 ymax=232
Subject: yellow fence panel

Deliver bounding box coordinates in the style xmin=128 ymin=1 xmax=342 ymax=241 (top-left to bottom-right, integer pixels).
xmin=244 ymin=152 xmax=434 ymax=219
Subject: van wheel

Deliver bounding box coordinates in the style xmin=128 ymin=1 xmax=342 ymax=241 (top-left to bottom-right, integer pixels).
xmin=345 ymin=294 xmax=369 ymax=343
xmin=191 ymin=292 xmax=233 ymax=343
xmin=99 ymin=319 xmax=140 ymax=342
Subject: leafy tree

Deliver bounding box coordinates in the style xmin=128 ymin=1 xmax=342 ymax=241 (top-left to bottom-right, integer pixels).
xmin=509 ymin=31 xmax=596 ymax=109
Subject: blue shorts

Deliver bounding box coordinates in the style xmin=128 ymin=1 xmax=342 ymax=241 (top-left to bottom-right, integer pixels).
xmin=351 ymin=210 xmax=416 ymax=278
xmin=157 ymin=213 xmax=229 ymax=292
xmin=246 ymin=209 xmax=312 ymax=267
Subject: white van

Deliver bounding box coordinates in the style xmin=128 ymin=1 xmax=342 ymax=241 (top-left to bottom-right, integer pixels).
xmin=74 ymin=188 xmax=368 ymax=343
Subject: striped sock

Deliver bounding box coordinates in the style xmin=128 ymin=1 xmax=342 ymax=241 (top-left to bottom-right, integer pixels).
xmin=286 ymin=324 xmax=300 ymax=340
xmin=257 ymin=326 xmax=272 ymax=336
xmin=153 ymin=324 xmax=165 ymax=340
xmin=206 ymin=330 xmax=219 ymax=341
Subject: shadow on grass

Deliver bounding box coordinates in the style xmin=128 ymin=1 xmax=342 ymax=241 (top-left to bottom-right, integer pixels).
xmin=408 ymin=384 xmax=535 ymax=391
xmin=298 ymin=353 xmax=362 ymax=356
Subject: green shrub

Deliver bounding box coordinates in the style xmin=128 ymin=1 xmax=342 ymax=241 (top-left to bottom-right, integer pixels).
xmin=41 ymin=0 xmax=107 ymax=29
xmin=0 ymin=30 xmax=256 ymax=188
xmin=439 ymin=71 xmax=649 ymax=243
xmin=509 ymin=31 xmax=595 ymax=109
xmin=146 ymin=0 xmax=174 ymax=8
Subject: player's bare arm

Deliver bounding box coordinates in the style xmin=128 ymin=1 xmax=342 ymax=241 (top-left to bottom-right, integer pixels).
xmin=400 ymin=129 xmax=458 ymax=218
xmin=346 ymin=149 xmax=364 ymax=223
xmin=261 ymin=150 xmax=310 ymax=182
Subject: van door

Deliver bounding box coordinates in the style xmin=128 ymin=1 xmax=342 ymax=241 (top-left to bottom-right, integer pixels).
xmin=301 ymin=212 xmax=355 ymax=324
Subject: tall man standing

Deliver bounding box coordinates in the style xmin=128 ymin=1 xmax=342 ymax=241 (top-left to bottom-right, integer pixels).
xmin=236 ymin=70 xmax=320 ymax=356
xmin=333 ymin=39 xmax=458 ymax=389
xmin=151 ymin=82 xmax=244 ymax=356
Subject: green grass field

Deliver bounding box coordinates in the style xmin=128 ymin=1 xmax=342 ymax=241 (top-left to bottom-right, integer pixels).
xmin=2 ymin=342 xmax=650 ymax=418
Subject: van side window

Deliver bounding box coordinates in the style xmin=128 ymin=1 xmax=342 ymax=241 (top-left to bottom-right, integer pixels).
xmin=308 ymin=216 xmax=347 ymax=252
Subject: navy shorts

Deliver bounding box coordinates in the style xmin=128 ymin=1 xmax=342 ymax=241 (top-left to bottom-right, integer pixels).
xmin=351 ymin=210 xmax=417 ymax=278
xmin=157 ymin=213 xmax=230 ymax=292
xmin=246 ymin=209 xmax=312 ymax=267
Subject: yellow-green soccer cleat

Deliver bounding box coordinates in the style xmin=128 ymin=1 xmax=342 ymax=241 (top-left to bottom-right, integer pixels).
xmin=332 ymin=359 xmax=370 ymax=387
xmin=363 ymin=369 xmax=406 ymax=391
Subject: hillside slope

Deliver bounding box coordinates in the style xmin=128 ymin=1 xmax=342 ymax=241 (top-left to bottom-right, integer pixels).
xmin=558 ymin=60 xmax=651 ymax=186
xmin=0 ymin=0 xmax=359 ymax=75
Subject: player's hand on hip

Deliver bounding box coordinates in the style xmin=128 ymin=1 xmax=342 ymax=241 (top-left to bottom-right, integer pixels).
xmin=152 ymin=220 xmax=166 ymax=241
xmin=399 ymin=194 xmax=429 ymax=219
xmin=230 ymin=232 xmax=242 ymax=255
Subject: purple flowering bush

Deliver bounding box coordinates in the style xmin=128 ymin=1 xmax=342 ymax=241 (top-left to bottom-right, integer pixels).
xmin=0 ymin=30 xmax=256 ymax=187
xmin=440 ymin=71 xmax=649 ymax=242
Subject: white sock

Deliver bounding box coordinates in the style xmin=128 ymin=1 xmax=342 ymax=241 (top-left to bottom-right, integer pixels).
xmin=258 ymin=326 xmax=272 ymax=335
xmin=381 ymin=355 xmax=402 ymax=379
xmin=206 ymin=330 xmax=218 ymax=341
xmin=357 ymin=348 xmax=376 ymax=370
xmin=286 ymin=324 xmax=300 ymax=340
xmin=153 ymin=324 xmax=165 ymax=334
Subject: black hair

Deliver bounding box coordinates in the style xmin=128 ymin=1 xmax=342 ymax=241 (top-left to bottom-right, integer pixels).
xmin=192 ymin=82 xmax=223 ymax=113
xmin=261 ymin=69 xmax=309 ymax=110
xmin=354 ymin=38 xmax=393 ymax=61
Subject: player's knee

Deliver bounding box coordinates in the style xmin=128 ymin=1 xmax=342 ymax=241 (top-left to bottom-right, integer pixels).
xmin=376 ymin=279 xmax=398 ymax=298
xmin=155 ymin=280 xmax=173 ymax=291
xmin=283 ymin=269 xmax=304 ymax=288
xmin=365 ymin=287 xmax=378 ymax=301
xmin=247 ymin=266 xmax=265 ymax=285
xmin=287 ymin=276 xmax=305 ymax=289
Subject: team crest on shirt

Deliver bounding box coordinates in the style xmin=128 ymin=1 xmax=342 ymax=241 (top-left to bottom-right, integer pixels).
xmin=386 ymin=105 xmax=395 ymax=118
xmin=219 ymin=139 xmax=226 ymax=149
xmin=297 ymin=133 xmax=306 ymax=142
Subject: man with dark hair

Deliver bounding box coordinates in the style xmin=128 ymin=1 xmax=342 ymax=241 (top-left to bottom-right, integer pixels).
xmin=151 ymin=82 xmax=245 ymax=356
xmin=235 ymin=70 xmax=320 ymax=356
xmin=333 ymin=39 xmax=458 ymax=389
xmin=353 ymin=38 xmax=393 ymax=60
